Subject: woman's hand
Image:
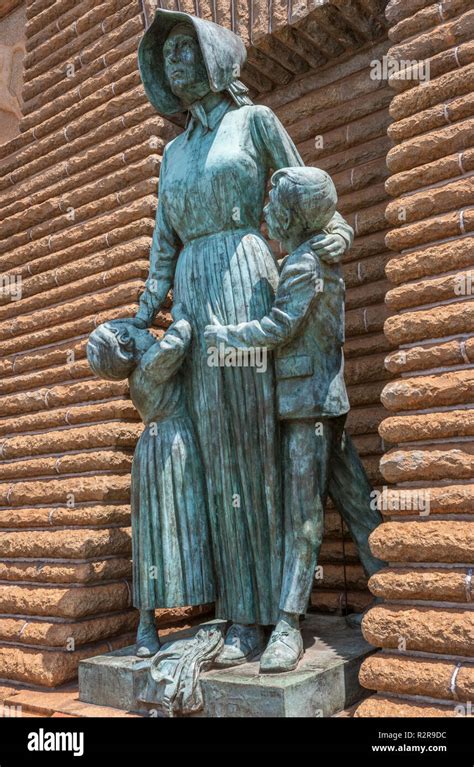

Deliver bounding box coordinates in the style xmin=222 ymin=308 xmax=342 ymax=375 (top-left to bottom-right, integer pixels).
xmin=309 ymin=233 xmax=346 ymax=264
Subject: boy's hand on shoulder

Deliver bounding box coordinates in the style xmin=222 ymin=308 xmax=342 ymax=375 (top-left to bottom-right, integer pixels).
xmin=309 ymin=233 xmax=346 ymax=264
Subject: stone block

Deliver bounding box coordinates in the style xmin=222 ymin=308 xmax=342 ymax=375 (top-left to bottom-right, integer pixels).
xmin=79 ymin=615 xmax=374 ymax=717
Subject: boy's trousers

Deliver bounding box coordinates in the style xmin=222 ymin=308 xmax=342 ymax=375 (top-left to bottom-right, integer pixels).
xmin=279 ymin=415 xmax=386 ymax=616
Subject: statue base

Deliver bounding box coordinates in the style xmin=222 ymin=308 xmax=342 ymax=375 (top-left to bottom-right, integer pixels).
xmin=78 ymin=614 xmax=373 ymax=717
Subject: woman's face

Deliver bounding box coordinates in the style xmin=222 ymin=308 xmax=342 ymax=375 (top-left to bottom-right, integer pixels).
xmin=163 ymin=28 xmax=209 ymax=103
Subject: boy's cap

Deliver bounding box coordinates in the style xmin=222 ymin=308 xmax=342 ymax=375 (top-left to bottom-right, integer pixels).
xmin=271 ymin=166 xmax=337 ymax=202
xmin=270 ymin=166 xmax=337 ymax=233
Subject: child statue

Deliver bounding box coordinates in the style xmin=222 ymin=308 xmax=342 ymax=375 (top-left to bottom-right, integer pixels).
xmin=87 ymin=315 xmax=215 ymax=657
xmin=204 ymin=167 xmax=385 ymax=673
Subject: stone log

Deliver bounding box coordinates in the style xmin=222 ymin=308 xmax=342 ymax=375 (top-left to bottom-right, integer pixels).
xmin=369 ymin=521 xmax=474 ymax=562
xmin=0 ymin=611 xmax=137 ymax=647
xmin=0 ymin=400 xmax=137 ymax=437
xmin=0 ymin=475 xmax=131 ymax=506
xmin=362 ymin=605 xmax=474 ymax=656
xmin=369 ymin=567 xmax=474 ymax=602
xmin=0 ymin=634 xmax=136 ymax=687
xmin=0 ymin=528 xmax=131 ymax=560
xmin=384 ymin=337 xmax=474 ymax=374
xmin=0 ymin=505 xmax=130 ymax=529
xmin=0 ymin=423 xmax=142 ymax=459
xmin=355 ymin=695 xmax=467 ymax=717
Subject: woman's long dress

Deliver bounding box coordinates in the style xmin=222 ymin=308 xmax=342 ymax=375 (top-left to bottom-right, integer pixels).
xmin=136 ymin=100 xmax=341 ymax=625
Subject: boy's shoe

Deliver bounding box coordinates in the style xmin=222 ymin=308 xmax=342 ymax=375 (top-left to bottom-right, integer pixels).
xmin=259 ymin=621 xmax=303 ymax=673
xmin=213 ymin=624 xmax=265 ymax=668
xmin=136 ymin=622 xmax=160 ymax=657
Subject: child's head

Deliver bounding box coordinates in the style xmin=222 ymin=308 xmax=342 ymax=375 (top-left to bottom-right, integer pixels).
xmin=264 ymin=166 xmax=337 ymax=245
xmin=87 ymin=320 xmax=154 ymax=381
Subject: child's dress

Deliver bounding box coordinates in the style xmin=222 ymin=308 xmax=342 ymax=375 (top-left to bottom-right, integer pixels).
xmin=128 ymin=322 xmax=215 ymax=609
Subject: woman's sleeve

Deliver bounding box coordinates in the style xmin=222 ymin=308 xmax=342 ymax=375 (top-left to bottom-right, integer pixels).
xmin=135 ymin=149 xmax=182 ymax=327
xmin=250 ymin=106 xmax=353 ymax=250
xmin=250 ymin=105 xmax=303 ymax=171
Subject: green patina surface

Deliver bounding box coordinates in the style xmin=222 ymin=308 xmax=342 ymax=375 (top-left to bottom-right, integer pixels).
xmin=87 ymin=9 xmax=385 ymax=675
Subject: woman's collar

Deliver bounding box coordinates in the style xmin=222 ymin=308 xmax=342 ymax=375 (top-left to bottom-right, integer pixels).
xmin=185 ymin=92 xmax=232 ymax=136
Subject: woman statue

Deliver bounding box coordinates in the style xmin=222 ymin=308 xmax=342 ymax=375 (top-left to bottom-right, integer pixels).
xmin=131 ymin=8 xmax=353 ymax=667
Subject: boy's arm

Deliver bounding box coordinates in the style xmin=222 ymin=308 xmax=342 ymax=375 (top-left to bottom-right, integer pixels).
xmin=140 ymin=319 xmax=191 ymax=383
xmin=309 ymin=211 xmax=354 ymax=266
xmin=324 ymin=210 xmax=354 ymax=250
xmin=205 ymin=251 xmax=320 ymax=351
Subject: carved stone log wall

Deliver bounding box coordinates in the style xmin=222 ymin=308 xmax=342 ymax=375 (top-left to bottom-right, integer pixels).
xmin=0 ymin=0 xmax=393 ymax=688
xmin=356 ymin=0 xmax=474 ymax=717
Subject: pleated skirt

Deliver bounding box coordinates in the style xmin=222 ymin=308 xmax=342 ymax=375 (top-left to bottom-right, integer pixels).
xmin=131 ymin=416 xmax=215 ymax=609
xmin=174 ymin=229 xmax=283 ymax=626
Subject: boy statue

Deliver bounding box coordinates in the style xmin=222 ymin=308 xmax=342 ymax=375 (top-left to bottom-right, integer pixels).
xmin=204 ymin=167 xmax=385 ymax=673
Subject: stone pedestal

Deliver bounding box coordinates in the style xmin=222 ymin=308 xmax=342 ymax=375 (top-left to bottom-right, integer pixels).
xmin=79 ymin=614 xmax=374 ymax=717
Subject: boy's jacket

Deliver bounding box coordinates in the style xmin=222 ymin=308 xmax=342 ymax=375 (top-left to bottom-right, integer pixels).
xmin=221 ymin=238 xmax=350 ymax=419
